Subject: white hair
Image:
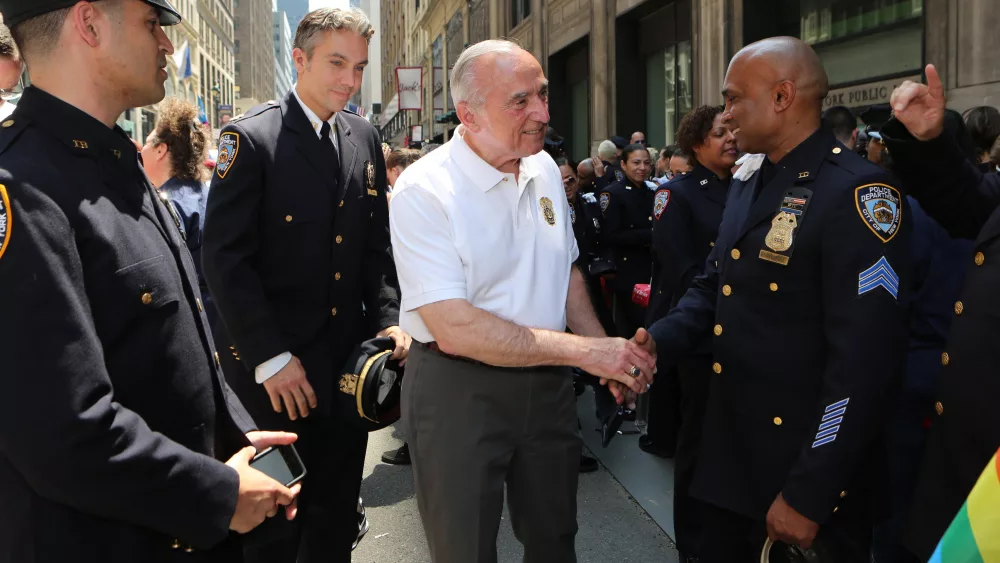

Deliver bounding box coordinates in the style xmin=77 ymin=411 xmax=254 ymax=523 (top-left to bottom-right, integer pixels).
xmin=450 ymin=39 xmax=521 ymax=110
xmin=598 ymin=140 xmax=617 ymax=161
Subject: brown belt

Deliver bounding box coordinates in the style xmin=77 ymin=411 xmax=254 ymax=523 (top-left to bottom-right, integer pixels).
xmin=418 ymin=341 xmax=555 ymax=373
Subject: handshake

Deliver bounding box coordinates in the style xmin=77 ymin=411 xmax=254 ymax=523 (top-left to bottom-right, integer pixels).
xmin=579 ymin=328 xmax=657 ymax=408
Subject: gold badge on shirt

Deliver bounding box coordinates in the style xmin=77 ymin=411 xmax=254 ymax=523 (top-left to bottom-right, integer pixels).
xmin=365 ymin=161 xmax=377 ymax=196
xmin=539 ymin=197 xmax=556 ymax=226
xmin=765 ymin=211 xmax=797 ymax=252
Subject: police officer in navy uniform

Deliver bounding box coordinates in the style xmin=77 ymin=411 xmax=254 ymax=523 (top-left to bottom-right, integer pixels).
xmin=557 ymin=157 xmax=616 ymax=337
xmin=599 ymin=143 xmax=656 ymax=338
xmin=642 ymin=38 xmax=910 ymax=561
xmin=596 ymin=138 xmax=626 ymax=190
xmin=0 ymin=1 xmax=302 ymax=561
xmin=647 ymin=105 xmax=737 ymax=562
xmin=202 ymin=8 xmax=405 ymax=563
xmin=879 ymin=65 xmax=1000 ymax=562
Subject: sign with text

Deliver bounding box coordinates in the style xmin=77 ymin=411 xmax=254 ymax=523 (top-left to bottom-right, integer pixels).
xmin=823 ymin=74 xmax=921 ymax=110
xmin=396 ymin=67 xmax=423 ymax=110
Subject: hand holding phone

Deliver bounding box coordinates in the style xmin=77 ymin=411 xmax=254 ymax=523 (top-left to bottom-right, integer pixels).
xmin=226 ymin=445 xmax=302 ymax=534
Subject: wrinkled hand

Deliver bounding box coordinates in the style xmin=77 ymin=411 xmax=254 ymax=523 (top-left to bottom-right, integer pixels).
xmin=890 ymin=64 xmax=946 ymax=141
xmin=591 ymin=156 xmax=605 ymax=178
xmin=605 ymin=328 xmax=657 ymax=406
xmin=263 ymin=356 xmax=317 ymax=421
xmin=226 ymin=445 xmax=301 ymax=533
xmin=582 ymin=333 xmax=655 ymax=396
xmin=766 ymin=493 xmax=819 ymax=549
xmin=245 ymin=431 xmax=302 ymax=521
xmin=377 ymin=326 xmax=412 ymax=366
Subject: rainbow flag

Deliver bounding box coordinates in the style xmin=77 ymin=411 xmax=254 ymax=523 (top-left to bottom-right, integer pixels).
xmin=928 ymin=447 xmax=1000 ymax=563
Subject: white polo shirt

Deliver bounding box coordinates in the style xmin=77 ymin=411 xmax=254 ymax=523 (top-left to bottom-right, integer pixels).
xmin=389 ymin=127 xmax=579 ymax=344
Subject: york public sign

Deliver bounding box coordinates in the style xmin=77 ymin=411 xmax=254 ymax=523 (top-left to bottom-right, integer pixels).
xmin=823 ymin=75 xmax=921 ymax=109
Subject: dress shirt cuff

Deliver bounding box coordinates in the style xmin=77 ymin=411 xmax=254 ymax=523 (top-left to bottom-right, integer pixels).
xmin=255 ymin=352 xmax=292 ymax=384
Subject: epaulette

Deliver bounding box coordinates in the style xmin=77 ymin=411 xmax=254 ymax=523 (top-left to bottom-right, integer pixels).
xmin=0 ymin=116 xmax=29 ymax=159
xmin=233 ymin=100 xmax=279 ymax=122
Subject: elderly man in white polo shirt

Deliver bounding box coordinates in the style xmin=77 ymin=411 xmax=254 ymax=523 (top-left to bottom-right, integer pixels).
xmin=389 ymin=39 xmax=655 ymax=563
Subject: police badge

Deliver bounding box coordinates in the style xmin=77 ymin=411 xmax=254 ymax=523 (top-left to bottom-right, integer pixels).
xmin=614 ymin=169 xmax=624 ymax=182
xmin=216 ymin=132 xmax=239 ymax=179
xmin=539 ymin=197 xmax=556 ymax=226
xmin=765 ymin=211 xmax=797 ymax=252
xmin=599 ymin=192 xmax=610 ymax=213
xmin=653 ymin=189 xmax=670 ymax=219
xmin=365 ymin=161 xmax=377 ymax=196
xmin=568 ymin=204 xmax=576 ymax=225
xmin=855 ymin=183 xmax=901 ymax=242
xmin=0 ymin=184 xmax=10 ymax=262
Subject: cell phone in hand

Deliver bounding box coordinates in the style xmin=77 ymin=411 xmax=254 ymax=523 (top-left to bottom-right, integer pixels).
xmin=249 ymin=444 xmax=307 ymax=487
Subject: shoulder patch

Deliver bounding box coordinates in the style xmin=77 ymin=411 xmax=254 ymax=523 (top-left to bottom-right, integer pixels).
xmin=654 ymin=189 xmax=670 ymax=219
xmin=0 ymin=183 xmax=10 ymax=261
xmin=599 ymin=192 xmax=610 ymax=213
xmin=855 ymin=183 xmax=902 ymax=243
xmin=216 ymin=132 xmax=240 ymax=179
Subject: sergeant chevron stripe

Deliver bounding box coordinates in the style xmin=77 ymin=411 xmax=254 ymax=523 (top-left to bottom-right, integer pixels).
xmin=858 ymin=256 xmax=899 ymax=299
xmin=812 ymin=398 xmax=850 ymax=448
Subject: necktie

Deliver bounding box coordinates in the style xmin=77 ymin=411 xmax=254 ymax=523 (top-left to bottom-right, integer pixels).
xmin=319 ymin=121 xmax=342 ymax=179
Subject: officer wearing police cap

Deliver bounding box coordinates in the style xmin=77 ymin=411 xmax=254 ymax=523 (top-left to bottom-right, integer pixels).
xmin=0 ymin=1 xmax=302 ymax=562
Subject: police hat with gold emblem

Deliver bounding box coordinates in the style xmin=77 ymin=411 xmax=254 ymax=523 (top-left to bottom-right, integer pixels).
xmin=760 ymin=536 xmax=840 ymax=563
xmin=0 ymin=0 xmax=181 ymax=28
xmin=337 ymin=337 xmax=404 ymax=431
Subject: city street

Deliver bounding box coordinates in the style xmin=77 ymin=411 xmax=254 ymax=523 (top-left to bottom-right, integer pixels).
xmin=354 ymin=421 xmax=680 ymax=563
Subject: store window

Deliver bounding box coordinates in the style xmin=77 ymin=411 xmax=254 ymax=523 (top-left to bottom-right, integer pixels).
xmin=511 ymin=0 xmax=531 ymax=28
xmin=635 ymin=1 xmax=692 ymax=146
xmin=800 ymin=0 xmax=923 ymax=86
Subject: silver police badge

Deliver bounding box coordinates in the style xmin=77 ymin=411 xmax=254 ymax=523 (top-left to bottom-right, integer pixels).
xmin=599 ymin=192 xmax=610 ymax=213
xmin=0 ymin=184 xmax=10 ymax=261
xmin=216 ymin=132 xmax=239 ymax=179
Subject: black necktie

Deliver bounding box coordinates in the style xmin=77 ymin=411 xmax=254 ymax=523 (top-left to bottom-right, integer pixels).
xmin=319 ymin=121 xmax=342 ymax=178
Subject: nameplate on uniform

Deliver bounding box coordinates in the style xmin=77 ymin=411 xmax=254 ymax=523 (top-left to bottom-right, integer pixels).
xmin=759 ymin=249 xmax=789 ymax=266
xmin=759 ymin=187 xmax=812 ymax=266
xmin=367 ymin=188 xmax=378 ymax=197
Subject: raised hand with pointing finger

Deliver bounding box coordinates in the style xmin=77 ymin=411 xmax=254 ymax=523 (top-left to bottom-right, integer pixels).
xmin=889 ymin=64 xmax=946 ymax=141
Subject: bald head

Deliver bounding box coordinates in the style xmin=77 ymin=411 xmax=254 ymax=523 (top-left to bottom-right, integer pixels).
xmin=734 ymin=36 xmax=828 ymax=107
xmin=577 ymin=158 xmax=596 ymax=189
xmin=722 ymin=36 xmax=829 ymax=157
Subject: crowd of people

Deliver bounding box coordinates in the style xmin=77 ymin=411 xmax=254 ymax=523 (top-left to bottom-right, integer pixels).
xmin=1 ymin=1 xmax=999 ymax=563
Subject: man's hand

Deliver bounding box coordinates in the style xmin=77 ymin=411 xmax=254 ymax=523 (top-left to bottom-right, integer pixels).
xmin=377 ymin=326 xmax=412 ymax=366
xmin=604 ymin=328 xmax=657 ymax=406
xmin=766 ymin=493 xmax=820 ymax=549
xmin=226 ymin=445 xmax=302 ymax=534
xmin=890 ymin=64 xmax=946 ymax=141
xmin=263 ymin=355 xmax=317 ymax=421
xmin=591 ymin=156 xmax=606 ymax=178
xmin=245 ymin=431 xmax=302 ymax=521
xmin=382 ymin=142 xmax=392 ymax=161
xmin=580 ymin=335 xmax=655 ymax=395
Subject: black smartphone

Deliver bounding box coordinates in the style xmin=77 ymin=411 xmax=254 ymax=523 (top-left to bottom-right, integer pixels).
xmin=249 ymin=444 xmax=307 ymax=487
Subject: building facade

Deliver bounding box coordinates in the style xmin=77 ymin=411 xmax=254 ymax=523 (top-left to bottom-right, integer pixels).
xmin=274 ymin=10 xmax=294 ymax=100
xmin=351 ymin=0 xmax=383 ymax=119
xmin=117 ymin=0 xmax=236 ymax=142
xmin=381 ymin=0 xmax=1000 ymax=159
xmin=235 ymin=0 xmax=276 ymax=109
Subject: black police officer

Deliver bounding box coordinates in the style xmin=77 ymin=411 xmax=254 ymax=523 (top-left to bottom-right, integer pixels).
xmin=644 ymin=38 xmax=910 ymax=561
xmin=202 ymin=8 xmax=405 ymax=563
xmin=880 ymin=64 xmax=1000 ymax=561
xmin=0 ymin=1 xmax=300 ymax=561
xmin=647 ymin=104 xmax=738 ymax=562
xmin=599 ymin=143 xmax=655 ymax=339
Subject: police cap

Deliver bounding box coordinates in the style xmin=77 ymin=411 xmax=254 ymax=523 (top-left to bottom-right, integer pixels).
xmin=336 ymin=337 xmax=404 ymax=432
xmin=0 ymin=0 xmax=181 ymax=29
